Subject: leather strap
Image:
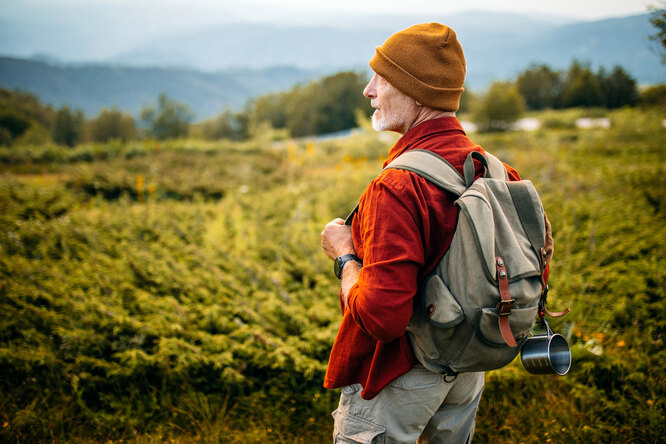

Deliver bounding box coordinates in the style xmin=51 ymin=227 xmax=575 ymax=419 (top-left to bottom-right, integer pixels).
xmin=345 ymin=204 xmax=358 ymax=225
xmin=539 ymin=248 xmax=571 ymax=319
xmin=540 ymin=283 xmax=571 ymax=318
xmin=495 ymin=257 xmax=517 ymax=347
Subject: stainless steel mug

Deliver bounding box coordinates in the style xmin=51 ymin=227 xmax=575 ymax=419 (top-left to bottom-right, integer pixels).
xmin=520 ymin=333 xmax=571 ymax=376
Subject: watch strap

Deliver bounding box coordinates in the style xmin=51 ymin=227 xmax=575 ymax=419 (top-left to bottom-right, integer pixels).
xmin=334 ymin=254 xmax=362 ymax=279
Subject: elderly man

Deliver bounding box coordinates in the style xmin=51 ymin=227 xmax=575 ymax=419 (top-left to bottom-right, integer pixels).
xmin=321 ymin=23 xmax=551 ymax=443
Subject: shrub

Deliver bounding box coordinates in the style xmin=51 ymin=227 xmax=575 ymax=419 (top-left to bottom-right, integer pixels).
xmin=473 ymin=81 xmax=525 ymax=132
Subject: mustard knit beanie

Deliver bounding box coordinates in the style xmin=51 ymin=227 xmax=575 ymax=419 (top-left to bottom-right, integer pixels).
xmin=369 ymin=23 xmax=466 ymax=111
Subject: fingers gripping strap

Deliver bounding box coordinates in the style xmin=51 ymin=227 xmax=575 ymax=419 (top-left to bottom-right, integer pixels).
xmin=385 ymin=149 xmax=467 ymax=196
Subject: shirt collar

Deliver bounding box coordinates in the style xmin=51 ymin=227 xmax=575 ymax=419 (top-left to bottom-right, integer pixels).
xmin=384 ymin=117 xmax=466 ymax=167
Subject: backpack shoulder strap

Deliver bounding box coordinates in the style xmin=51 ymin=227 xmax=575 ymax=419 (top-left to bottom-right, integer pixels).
xmin=384 ymin=149 xmax=467 ymax=196
xmin=484 ymin=152 xmax=509 ymax=180
xmin=345 ymin=149 xmax=508 ymax=225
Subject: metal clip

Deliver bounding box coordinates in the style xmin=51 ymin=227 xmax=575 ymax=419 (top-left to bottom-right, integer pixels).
xmin=496 ymin=298 xmax=516 ymax=316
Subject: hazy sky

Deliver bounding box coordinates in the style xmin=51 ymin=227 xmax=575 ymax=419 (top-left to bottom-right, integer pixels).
xmin=2 ymin=0 xmax=655 ymax=26
xmin=220 ymin=0 xmax=653 ymax=20
xmin=0 ymin=0 xmax=657 ymax=61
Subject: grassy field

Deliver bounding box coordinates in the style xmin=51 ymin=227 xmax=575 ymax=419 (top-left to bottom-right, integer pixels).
xmin=0 ymin=107 xmax=664 ymax=443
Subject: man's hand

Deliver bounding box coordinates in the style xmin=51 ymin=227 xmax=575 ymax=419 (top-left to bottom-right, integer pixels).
xmin=321 ymin=218 xmax=356 ymax=260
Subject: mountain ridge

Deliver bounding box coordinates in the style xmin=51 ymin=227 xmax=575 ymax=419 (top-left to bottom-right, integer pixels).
xmin=0 ymin=57 xmax=320 ymax=120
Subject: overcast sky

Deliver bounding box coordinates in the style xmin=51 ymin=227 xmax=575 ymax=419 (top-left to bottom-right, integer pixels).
xmin=0 ymin=0 xmax=657 ymax=61
xmin=2 ymin=0 xmax=655 ymax=26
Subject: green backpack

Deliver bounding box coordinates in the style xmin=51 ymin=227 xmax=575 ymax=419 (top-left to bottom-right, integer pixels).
xmin=379 ymin=149 xmax=553 ymax=375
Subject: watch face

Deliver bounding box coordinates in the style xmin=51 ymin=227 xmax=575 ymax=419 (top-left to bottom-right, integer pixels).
xmin=334 ymin=257 xmax=343 ymax=279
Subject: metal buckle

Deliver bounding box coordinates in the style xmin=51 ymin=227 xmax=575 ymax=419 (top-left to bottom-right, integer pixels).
xmin=496 ymin=298 xmax=516 ymax=316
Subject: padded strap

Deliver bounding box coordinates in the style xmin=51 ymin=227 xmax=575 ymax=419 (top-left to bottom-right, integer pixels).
xmin=484 ymin=152 xmax=509 ymax=180
xmin=385 ymin=149 xmax=467 ymax=196
xmin=507 ymin=182 xmax=545 ymax=259
xmin=346 ymin=150 xmax=508 ymax=225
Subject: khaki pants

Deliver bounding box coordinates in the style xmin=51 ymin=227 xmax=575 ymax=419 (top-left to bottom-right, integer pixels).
xmin=332 ymin=367 xmax=484 ymax=444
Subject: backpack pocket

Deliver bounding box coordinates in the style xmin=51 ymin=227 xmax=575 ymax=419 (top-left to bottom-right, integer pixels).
xmin=476 ymin=306 xmax=538 ymax=347
xmin=422 ymin=274 xmax=465 ymax=328
xmin=406 ymin=275 xmax=466 ymax=368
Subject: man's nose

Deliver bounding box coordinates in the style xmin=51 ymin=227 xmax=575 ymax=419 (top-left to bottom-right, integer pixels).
xmin=363 ymin=75 xmax=377 ymax=98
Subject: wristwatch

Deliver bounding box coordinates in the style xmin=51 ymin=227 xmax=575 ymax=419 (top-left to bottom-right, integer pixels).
xmin=333 ymin=254 xmax=363 ymax=279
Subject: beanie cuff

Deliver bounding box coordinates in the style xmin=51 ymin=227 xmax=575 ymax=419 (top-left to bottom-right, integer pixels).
xmin=370 ymin=47 xmax=464 ymax=112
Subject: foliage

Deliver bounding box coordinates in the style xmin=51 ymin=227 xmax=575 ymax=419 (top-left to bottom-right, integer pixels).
xmin=473 ymin=81 xmax=525 ymax=132
xmin=515 ymin=64 xmax=562 ymax=110
xmin=89 ymin=108 xmax=138 ymax=143
xmin=640 ymin=83 xmax=666 ymax=109
xmin=141 ymin=93 xmax=194 ymax=140
xmin=0 ymin=88 xmax=55 ymax=146
xmin=597 ymin=66 xmax=639 ymax=109
xmin=52 ymin=106 xmax=85 ymax=147
xmin=194 ymin=108 xmax=249 ymax=141
xmin=512 ymin=61 xmax=640 ymax=111
xmin=0 ymin=107 xmax=665 ymax=443
xmin=0 ymin=111 xmax=30 ymax=145
xmin=246 ymin=71 xmax=373 ymax=138
xmin=458 ymin=86 xmax=476 ymax=114
xmin=560 ymin=61 xmax=604 ymax=108
xmin=649 ymin=2 xmax=666 ymax=63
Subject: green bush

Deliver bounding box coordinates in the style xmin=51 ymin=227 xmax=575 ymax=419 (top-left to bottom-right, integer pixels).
xmin=473 ymin=81 xmax=525 ymax=132
xmin=0 ymin=108 xmax=664 ymax=442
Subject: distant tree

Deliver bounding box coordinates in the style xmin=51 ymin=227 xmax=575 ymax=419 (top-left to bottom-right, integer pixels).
xmin=90 ymin=108 xmax=137 ymax=142
xmin=0 ymin=111 xmax=31 ymax=144
xmin=597 ymin=66 xmax=639 ymax=109
xmin=197 ymin=108 xmax=248 ymax=141
xmin=649 ymin=3 xmax=666 ymax=64
xmin=560 ymin=61 xmax=604 ymax=108
xmin=639 ymin=83 xmax=666 ymax=108
xmin=458 ymin=85 xmax=477 ymax=114
xmin=0 ymin=88 xmax=56 ymax=145
xmin=141 ymin=93 xmax=194 ymax=140
xmin=310 ymin=71 xmax=372 ymax=135
xmin=0 ymin=88 xmax=54 ymax=129
xmin=515 ymin=64 xmax=562 ymax=110
xmin=248 ymin=92 xmax=289 ymax=130
xmin=52 ymin=106 xmax=85 ymax=147
xmin=473 ymin=81 xmax=525 ymax=132
xmin=284 ymin=83 xmax=320 ymax=137
xmin=246 ymin=71 xmax=371 ymax=138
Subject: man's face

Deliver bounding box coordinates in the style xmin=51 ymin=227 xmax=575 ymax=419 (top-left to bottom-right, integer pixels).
xmin=363 ymin=73 xmax=419 ymax=134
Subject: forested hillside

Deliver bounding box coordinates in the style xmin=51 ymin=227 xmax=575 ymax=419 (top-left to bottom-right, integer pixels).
xmin=0 ymin=57 xmax=317 ymax=119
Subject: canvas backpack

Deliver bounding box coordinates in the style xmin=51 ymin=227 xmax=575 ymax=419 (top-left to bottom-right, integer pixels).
xmin=355 ymin=149 xmax=557 ymax=376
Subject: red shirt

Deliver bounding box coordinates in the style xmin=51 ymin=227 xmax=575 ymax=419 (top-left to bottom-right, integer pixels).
xmin=323 ymin=117 xmax=521 ymax=399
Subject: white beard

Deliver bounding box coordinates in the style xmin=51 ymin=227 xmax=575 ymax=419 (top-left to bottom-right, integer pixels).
xmin=371 ymin=110 xmax=400 ymax=132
